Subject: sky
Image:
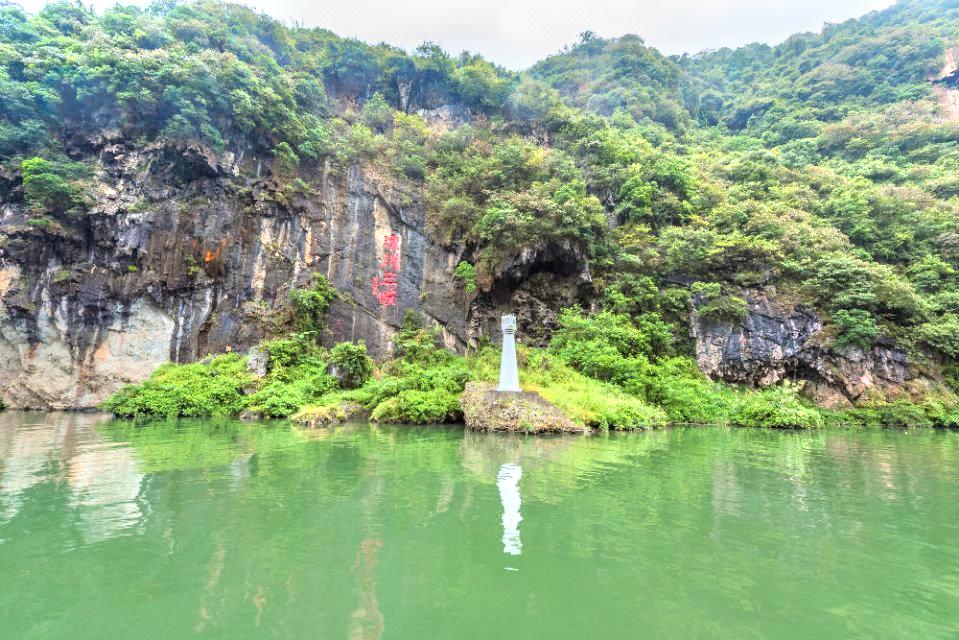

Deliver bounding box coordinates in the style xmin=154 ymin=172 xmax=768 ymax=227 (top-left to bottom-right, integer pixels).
xmin=16 ymin=0 xmax=897 ymax=69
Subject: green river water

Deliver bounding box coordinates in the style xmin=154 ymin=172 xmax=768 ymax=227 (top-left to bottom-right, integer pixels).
xmin=1 ymin=411 xmax=958 ymax=639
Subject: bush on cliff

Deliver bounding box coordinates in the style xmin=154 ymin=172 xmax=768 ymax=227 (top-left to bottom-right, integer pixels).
xmin=289 ymin=274 xmax=337 ymax=334
xmin=550 ymin=308 xmax=673 ymax=367
xmin=523 ymin=351 xmax=668 ymax=430
xmin=246 ymin=371 xmax=338 ymax=418
xmin=350 ymin=332 xmax=471 ymax=423
xmin=547 ymin=308 xmax=734 ymax=424
xmin=242 ymin=333 xmax=339 ymax=418
xmin=21 ymin=156 xmax=91 ymax=217
xmin=632 ymin=357 xmax=735 ymax=425
xmin=294 ymin=320 xmax=471 ymax=425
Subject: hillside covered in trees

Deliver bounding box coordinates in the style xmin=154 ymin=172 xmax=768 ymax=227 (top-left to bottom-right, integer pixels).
xmin=2 ymin=0 xmax=959 ymax=426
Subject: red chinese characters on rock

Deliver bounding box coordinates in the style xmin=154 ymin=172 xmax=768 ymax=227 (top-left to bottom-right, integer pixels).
xmin=372 ymin=233 xmax=401 ymax=306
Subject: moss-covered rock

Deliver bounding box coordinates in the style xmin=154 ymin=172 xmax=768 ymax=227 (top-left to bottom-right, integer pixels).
xmin=291 ymin=402 xmax=368 ymax=428
xmin=460 ymin=382 xmax=586 ymax=434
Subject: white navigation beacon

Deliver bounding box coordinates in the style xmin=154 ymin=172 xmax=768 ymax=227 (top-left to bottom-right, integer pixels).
xmin=497 ymin=314 xmax=522 ymax=393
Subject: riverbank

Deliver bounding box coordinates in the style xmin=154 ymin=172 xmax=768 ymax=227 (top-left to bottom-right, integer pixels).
xmin=100 ymin=312 xmax=959 ymax=431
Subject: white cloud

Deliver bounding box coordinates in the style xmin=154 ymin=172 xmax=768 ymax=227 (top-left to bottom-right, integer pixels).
xmin=15 ymin=0 xmax=896 ymax=68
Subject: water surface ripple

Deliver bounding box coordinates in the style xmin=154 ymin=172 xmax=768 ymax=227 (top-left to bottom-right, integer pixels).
xmin=1 ymin=412 xmax=958 ymax=639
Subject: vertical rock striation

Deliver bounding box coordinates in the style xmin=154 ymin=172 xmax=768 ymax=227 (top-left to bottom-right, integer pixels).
xmin=0 ymin=139 xmax=591 ymax=408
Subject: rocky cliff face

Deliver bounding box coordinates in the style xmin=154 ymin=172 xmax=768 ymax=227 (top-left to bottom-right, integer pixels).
xmin=0 ymin=140 xmax=932 ymax=411
xmin=0 ymin=136 xmax=591 ymax=409
xmin=691 ymin=289 xmax=938 ymax=408
xmin=0 ymin=137 xmax=935 ymax=411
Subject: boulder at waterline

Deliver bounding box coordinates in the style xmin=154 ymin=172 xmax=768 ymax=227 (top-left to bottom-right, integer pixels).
xmin=291 ymin=402 xmax=369 ymax=428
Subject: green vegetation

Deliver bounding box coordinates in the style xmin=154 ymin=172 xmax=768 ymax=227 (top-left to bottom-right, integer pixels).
xmin=470 ymin=346 xmax=668 ymax=430
xmin=10 ymin=1 xmax=959 ymax=425
xmin=102 ymin=353 xmax=252 ymax=418
xmin=425 ymin=132 xmax=607 ymax=279
xmin=0 ymin=1 xmax=519 ymax=163
xmin=105 ymin=300 xmax=959 ymax=430
xmin=288 ymin=274 xmax=337 ymax=334
xmin=691 ymin=282 xmax=748 ymax=323
xmin=104 ymin=314 xmax=470 ymax=423
xmin=728 ymin=385 xmax=825 ymax=430
xmin=21 ymin=156 xmax=90 ymax=216
xmin=328 ymin=341 xmax=373 ymax=389
xmin=453 ymin=261 xmax=478 ymax=294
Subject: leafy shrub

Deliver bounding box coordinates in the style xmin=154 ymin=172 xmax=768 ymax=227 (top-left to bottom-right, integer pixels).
xmin=392 ymin=310 xmax=448 ymax=364
xmin=102 ymin=354 xmax=251 ymax=419
xmin=916 ymin=314 xmax=959 ymax=359
xmin=369 ymin=390 xmax=462 ymax=423
xmin=838 ymin=399 xmax=959 ymax=429
xmin=691 ymin=282 xmax=749 ymax=322
xmin=568 ymin=391 xmax=667 ymax=431
xmin=329 ymin=341 xmax=373 ymax=389
xmin=356 ymin=357 xmax=470 ymax=407
xmin=246 ymin=369 xmax=338 ymax=418
xmin=453 ymin=261 xmax=478 ymax=294
xmin=550 ymin=332 xmax=648 ymax=383
xmin=832 ymin=309 xmax=879 ymax=349
xmin=262 ymin=334 xmax=319 ymax=370
xmin=360 ymin=93 xmax=393 ymax=131
xmin=291 ymin=398 xmax=359 ymax=426
xmin=247 ymin=334 xmax=338 ymax=417
xmin=21 ymin=157 xmax=90 ymax=217
xmin=289 ymin=274 xmax=336 ymax=333
xmin=550 ymin=308 xmax=672 ymax=364
xmin=601 ymin=274 xmax=661 ymax=316
xmin=729 ymin=385 xmax=824 ymax=429
xmin=633 ymin=357 xmax=735 ymax=424
xmin=338 ymin=338 xmax=472 ymax=424
xmin=806 ymin=254 xmax=923 ymax=324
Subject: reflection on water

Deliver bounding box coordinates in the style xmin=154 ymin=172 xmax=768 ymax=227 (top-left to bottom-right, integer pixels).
xmin=0 ymin=411 xmax=143 ymax=545
xmin=497 ymin=463 xmax=523 ymax=556
xmin=350 ymin=539 xmax=384 ymax=640
xmin=0 ymin=413 xmax=69 ymax=524
xmin=1 ymin=414 xmax=959 ymax=639
xmin=67 ymin=441 xmax=143 ymax=544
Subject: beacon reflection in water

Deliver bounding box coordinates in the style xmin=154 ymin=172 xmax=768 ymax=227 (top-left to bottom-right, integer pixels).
xmin=497 ymin=463 xmax=522 ymax=555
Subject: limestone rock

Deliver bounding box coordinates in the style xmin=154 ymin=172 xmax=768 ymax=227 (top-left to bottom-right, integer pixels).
xmin=690 ymin=289 xmax=937 ymax=407
xmin=0 ymin=122 xmax=599 ymax=410
xmin=246 ymin=346 xmax=269 ymax=378
xmin=0 ymin=148 xmax=467 ymax=408
xmin=460 ymin=382 xmax=586 ymax=434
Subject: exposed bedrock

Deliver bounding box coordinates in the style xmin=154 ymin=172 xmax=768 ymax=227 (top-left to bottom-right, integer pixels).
xmin=0 ymin=140 xmax=590 ymax=408
xmin=0 ymin=141 xmax=933 ymax=410
xmin=691 ymin=289 xmax=938 ymax=408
